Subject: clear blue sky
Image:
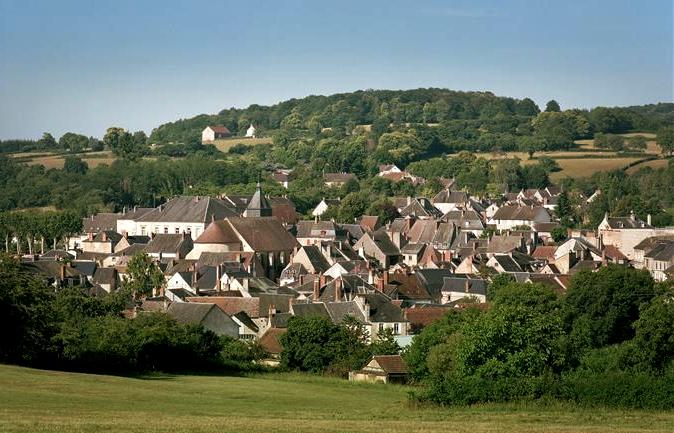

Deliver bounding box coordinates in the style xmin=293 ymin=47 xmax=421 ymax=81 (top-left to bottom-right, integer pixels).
xmin=0 ymin=0 xmax=672 ymax=140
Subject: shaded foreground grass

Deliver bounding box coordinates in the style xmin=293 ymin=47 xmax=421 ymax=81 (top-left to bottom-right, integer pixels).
xmin=2 ymin=364 xmax=674 ymax=433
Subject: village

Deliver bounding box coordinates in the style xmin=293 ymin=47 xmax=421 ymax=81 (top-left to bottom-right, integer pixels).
xmin=17 ymin=155 xmax=674 ymax=381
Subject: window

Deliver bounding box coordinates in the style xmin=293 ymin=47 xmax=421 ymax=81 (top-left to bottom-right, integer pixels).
xmin=164 ymin=226 xmax=169 ymax=234
xmin=186 ymin=227 xmax=192 ymax=234
xmin=378 ymin=323 xmax=384 ymax=332
xmin=154 ymin=226 xmax=159 ymax=233
xmin=175 ymin=227 xmax=180 ymax=234
xmin=393 ymin=323 xmax=400 ymax=334
xmin=140 ymin=226 xmax=146 ymax=236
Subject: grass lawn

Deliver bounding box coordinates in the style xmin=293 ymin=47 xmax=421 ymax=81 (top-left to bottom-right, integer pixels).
xmin=2 ymin=364 xmax=674 ymax=433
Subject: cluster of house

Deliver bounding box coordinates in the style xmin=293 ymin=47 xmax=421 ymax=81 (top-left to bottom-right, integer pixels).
xmin=20 ymin=176 xmax=674 ymax=375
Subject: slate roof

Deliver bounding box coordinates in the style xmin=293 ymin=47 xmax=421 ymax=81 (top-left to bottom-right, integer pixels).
xmin=400 ymin=198 xmax=443 ymax=219
xmin=145 ymin=234 xmax=193 ymax=255
xmin=259 ymin=293 xmax=294 ymax=315
xmin=233 ymin=311 xmax=259 ymax=332
xmin=92 ymin=267 xmax=117 ymax=286
xmin=433 ymin=190 xmax=469 ymax=204
xmin=491 ymin=254 xmax=523 ymax=272
xmin=603 ymin=216 xmax=652 ymax=229
xmin=414 ymin=269 xmax=455 ymax=298
xmin=325 ymin=301 xmax=367 ymax=324
xmin=292 ymin=302 xmax=331 ymax=319
xmin=82 ymin=213 xmax=120 ymax=233
xmin=644 ymin=241 xmax=674 ymax=261
xmin=167 ymin=302 xmax=219 ymax=325
xmin=137 ymin=196 xmax=237 ymax=224
xmin=70 ymin=260 xmax=97 ymax=276
xmin=299 ymin=245 xmax=331 ymax=272
xmin=364 ymin=292 xmax=406 ymax=323
xmin=492 ymin=205 xmax=549 ymax=221
xmin=441 ymin=277 xmax=487 ymax=296
xmin=401 ymin=243 xmax=425 ymax=255
xmin=487 ymin=235 xmax=523 ymax=254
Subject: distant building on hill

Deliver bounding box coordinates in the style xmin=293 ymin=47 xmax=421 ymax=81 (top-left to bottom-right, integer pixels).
xmin=202 ymin=125 xmax=232 ymax=143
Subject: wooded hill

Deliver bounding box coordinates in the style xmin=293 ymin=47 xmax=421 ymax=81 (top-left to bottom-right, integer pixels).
xmin=148 ymin=88 xmax=674 ymax=144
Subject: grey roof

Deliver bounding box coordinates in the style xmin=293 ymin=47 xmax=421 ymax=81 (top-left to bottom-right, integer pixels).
xmin=137 ymin=196 xmax=237 ymax=224
xmin=492 ymin=255 xmax=523 ymax=272
xmin=145 ymin=234 xmax=193 ymax=255
xmin=167 ymin=302 xmax=218 ymax=325
xmin=318 ymin=275 xmax=375 ymax=302
xmin=604 ymin=216 xmax=652 ymax=229
xmin=70 ymin=260 xmax=97 ymax=276
xmin=441 ymin=277 xmax=487 ymax=296
xmin=41 ymin=250 xmax=74 ymax=260
xmin=233 ymin=311 xmax=259 ymax=332
xmin=371 ymin=230 xmax=401 ymax=256
xmin=92 ymin=267 xmax=117 ymax=286
xmin=292 ymin=302 xmax=331 ymax=319
xmin=645 ymin=241 xmax=674 ymax=261
xmin=259 ymin=293 xmax=294 ymax=314
xmin=245 ymin=183 xmax=272 ymax=216
xmin=415 ymin=269 xmax=455 ymax=297
xmin=325 ymin=301 xmax=367 ymax=324
xmin=296 ymin=220 xmax=346 ymax=240
xmin=300 ymin=245 xmax=331 ymax=273
xmin=82 ymin=213 xmax=120 ymax=233
xmin=432 ymin=190 xmax=469 ymax=204
xmin=401 ymin=243 xmax=425 ymax=255
xmin=400 ymin=198 xmax=443 ymax=219
xmin=364 ymin=292 xmax=406 ymax=323
xmin=492 ymin=205 xmax=549 ymax=221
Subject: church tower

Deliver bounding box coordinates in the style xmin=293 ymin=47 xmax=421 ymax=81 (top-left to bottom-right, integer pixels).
xmin=244 ymin=181 xmax=272 ymax=217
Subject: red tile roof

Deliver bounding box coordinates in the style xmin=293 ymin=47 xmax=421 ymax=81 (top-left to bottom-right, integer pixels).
xmin=404 ymin=306 xmax=451 ymax=328
xmin=373 ymin=355 xmax=408 ymax=374
xmin=259 ymin=328 xmax=286 ymax=355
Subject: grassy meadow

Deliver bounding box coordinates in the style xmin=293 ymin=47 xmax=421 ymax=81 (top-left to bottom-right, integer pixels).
xmin=2 ymin=364 xmax=674 ymax=433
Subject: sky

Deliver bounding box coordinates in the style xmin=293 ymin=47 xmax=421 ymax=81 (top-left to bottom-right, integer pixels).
xmin=0 ymin=0 xmax=672 ymax=140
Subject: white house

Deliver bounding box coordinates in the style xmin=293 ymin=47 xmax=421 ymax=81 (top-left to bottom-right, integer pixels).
xmin=201 ymin=126 xmax=232 ymax=143
xmin=245 ymin=124 xmax=256 ymax=138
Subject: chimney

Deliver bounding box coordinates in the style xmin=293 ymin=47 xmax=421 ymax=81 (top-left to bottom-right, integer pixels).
xmin=383 ymin=271 xmax=389 ymax=287
xmin=111 ymin=270 xmax=117 ymax=292
xmin=334 ymin=278 xmax=342 ymax=302
xmin=268 ymin=304 xmax=276 ymax=319
xmin=192 ymin=269 xmax=199 ymax=294
xmin=319 ymin=273 xmax=326 ymax=288
xmin=407 ymin=196 xmax=412 ymax=206
xmin=630 ymin=210 xmax=635 ymax=221
xmin=216 ymin=264 xmax=222 ymax=293
xmin=647 ymin=214 xmax=652 ymax=226
xmin=465 ymin=279 xmax=470 ymax=293
xmin=59 ymin=264 xmax=66 ymax=281
xmin=87 ymin=232 xmax=93 ymax=241
xmin=312 ymin=278 xmax=320 ymax=301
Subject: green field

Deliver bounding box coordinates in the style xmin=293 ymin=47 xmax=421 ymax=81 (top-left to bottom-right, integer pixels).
xmin=2 ymin=364 xmax=674 ymax=433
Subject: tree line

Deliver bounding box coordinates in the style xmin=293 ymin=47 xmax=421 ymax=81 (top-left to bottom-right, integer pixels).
xmin=403 ymin=266 xmax=674 ymax=408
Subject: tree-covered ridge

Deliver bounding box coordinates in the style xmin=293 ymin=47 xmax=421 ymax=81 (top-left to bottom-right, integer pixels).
xmin=147 ymin=88 xmax=674 ymax=145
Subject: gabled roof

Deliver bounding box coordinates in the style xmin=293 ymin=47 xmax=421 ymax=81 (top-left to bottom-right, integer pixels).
xmin=297 ymin=245 xmax=331 ymax=273
xmin=414 ymin=268 xmax=455 ymax=297
xmin=371 ymin=355 xmax=408 ymax=374
xmin=644 ymin=241 xmax=674 ymax=261
xmin=491 ymin=254 xmax=522 ymax=272
xmin=292 ymin=302 xmax=331 ymax=319
xmin=207 ymin=125 xmax=231 ymax=134
xmin=227 ymin=217 xmax=299 ymax=252
xmin=167 ymin=302 xmax=220 ymax=325
xmin=492 ymin=205 xmax=549 ymax=221
xmin=432 ymin=189 xmax=469 ymax=204
xmin=364 ymin=292 xmax=406 ymax=323
xmin=259 ymin=328 xmax=286 ymax=354
xmin=137 ymin=196 xmax=237 ymax=224
xmin=325 ymin=301 xmax=367 ymax=324
xmin=603 ymin=215 xmax=652 ymax=229
xmin=233 ymin=311 xmax=259 ymax=332
xmin=196 ymin=220 xmax=241 ymax=244
xmin=532 ymin=246 xmax=557 ymax=259
xmin=441 ymin=276 xmax=487 ymax=296
xmin=400 ymin=198 xmax=443 ymax=219
xmin=404 ymin=306 xmax=451 ymax=328
xmin=186 ymin=296 xmax=260 ymax=317
xmin=145 ymin=234 xmax=193 ymax=254
xmin=82 ymin=213 xmax=120 ymax=233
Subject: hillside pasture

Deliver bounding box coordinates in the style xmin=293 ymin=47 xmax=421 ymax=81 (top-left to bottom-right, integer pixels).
xmin=212 ymin=136 xmax=272 ymax=152
xmin=1 ymin=364 xmax=674 ymax=433
xmin=576 ymin=132 xmax=660 ymax=154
